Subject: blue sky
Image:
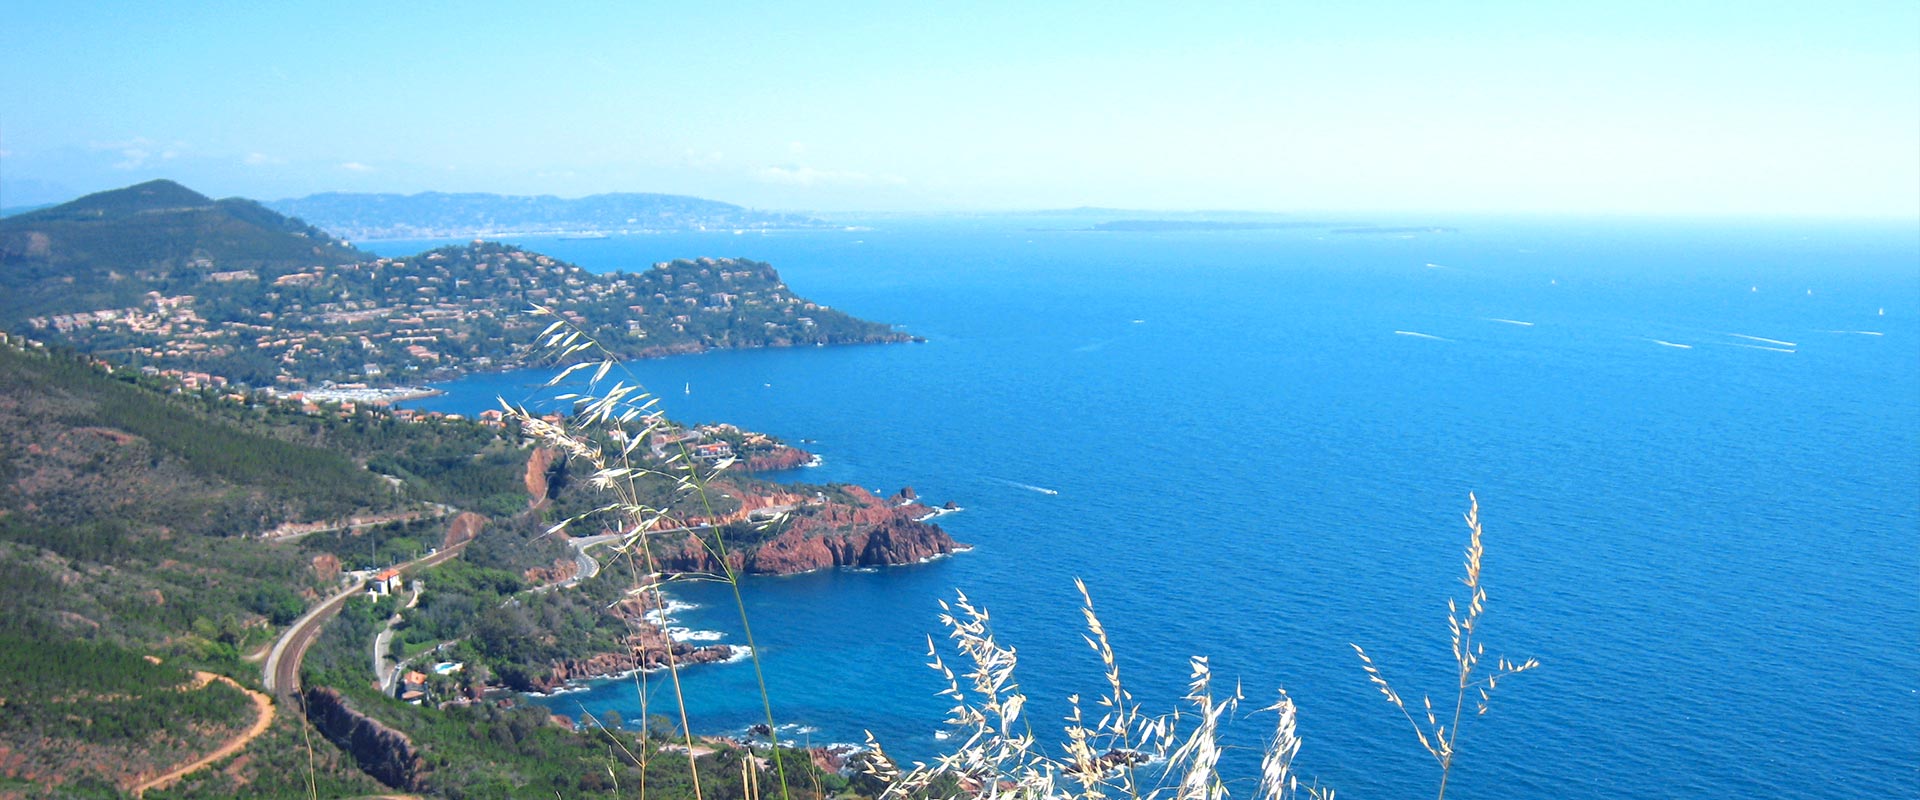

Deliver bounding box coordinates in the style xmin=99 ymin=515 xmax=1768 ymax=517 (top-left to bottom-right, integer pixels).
xmin=3 ymin=1 xmax=1915 ymax=216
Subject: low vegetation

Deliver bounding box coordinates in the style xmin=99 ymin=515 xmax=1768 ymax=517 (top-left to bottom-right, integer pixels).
xmin=0 ymin=636 xmax=257 ymax=797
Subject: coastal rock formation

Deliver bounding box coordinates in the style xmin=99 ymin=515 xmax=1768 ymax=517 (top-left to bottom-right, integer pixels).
xmin=741 ymin=445 xmax=815 ymax=472
xmin=523 ymin=591 xmax=736 ymax=692
xmin=532 ymin=642 xmax=735 ymax=693
xmin=752 ymin=518 xmax=957 ymax=574
xmin=654 ymin=487 xmax=961 ymax=575
xmin=304 ymin=687 xmax=428 ymax=791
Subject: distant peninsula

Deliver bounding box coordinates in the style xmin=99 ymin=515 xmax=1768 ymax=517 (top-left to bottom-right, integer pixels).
xmin=1087 ymin=219 xmax=1326 ymax=232
xmin=1330 ymin=225 xmax=1458 ymax=235
xmin=1 ymin=180 xmax=917 ymax=388
xmin=266 ymin=190 xmax=834 ymax=241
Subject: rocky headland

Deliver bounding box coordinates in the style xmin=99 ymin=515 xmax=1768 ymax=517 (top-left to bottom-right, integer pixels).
xmin=654 ymin=486 xmax=963 ymax=575
xmin=741 ymin=444 xmax=816 ymax=472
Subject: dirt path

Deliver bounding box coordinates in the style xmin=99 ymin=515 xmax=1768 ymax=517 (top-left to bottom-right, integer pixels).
xmin=130 ymin=673 xmax=275 ymax=798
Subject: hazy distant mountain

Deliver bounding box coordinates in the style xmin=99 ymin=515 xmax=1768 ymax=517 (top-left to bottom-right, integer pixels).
xmin=267 ymin=191 xmax=830 ymax=240
xmin=0 ymin=179 xmax=367 ymax=320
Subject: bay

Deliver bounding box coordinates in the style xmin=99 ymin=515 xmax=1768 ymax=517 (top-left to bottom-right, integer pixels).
xmin=386 ymin=215 xmax=1920 ymax=799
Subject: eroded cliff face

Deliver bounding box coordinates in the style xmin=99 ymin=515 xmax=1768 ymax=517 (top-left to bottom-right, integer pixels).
xmin=741 ymin=445 xmax=814 ymax=472
xmin=522 ymin=553 xmax=581 ymax=586
xmin=310 ymin=552 xmax=342 ymax=583
xmin=441 ymin=510 xmax=487 ymax=549
xmin=304 ymin=687 xmax=427 ymax=791
xmin=651 ymin=487 xmax=961 ymax=575
xmin=752 ymin=517 xmax=956 ymax=573
xmin=523 ymin=446 xmax=559 ymax=507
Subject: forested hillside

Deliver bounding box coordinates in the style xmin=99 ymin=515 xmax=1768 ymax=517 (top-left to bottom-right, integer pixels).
xmin=0 ymin=180 xmax=366 ymax=321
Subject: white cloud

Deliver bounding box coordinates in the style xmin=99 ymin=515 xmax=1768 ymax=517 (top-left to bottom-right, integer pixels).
xmin=243 ymin=152 xmax=284 ymax=166
xmin=755 ymin=165 xmax=906 ymax=187
xmin=95 ymin=139 xmax=151 ymax=169
xmin=339 ymin=161 xmax=375 ymax=173
xmin=90 ymin=137 xmax=183 ymax=170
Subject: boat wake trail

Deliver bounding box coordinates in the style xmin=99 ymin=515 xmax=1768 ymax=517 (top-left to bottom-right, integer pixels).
xmin=992 ymin=477 xmax=1060 ymax=496
xmin=1486 ymin=318 xmax=1535 ymax=327
xmin=1648 ymin=338 xmax=1692 ymax=349
xmin=1394 ymin=330 xmax=1452 ymax=341
xmin=1731 ymin=343 xmax=1796 ymax=353
xmin=1825 ymin=330 xmax=1884 ymax=336
xmin=1727 ymin=333 xmax=1797 ymax=347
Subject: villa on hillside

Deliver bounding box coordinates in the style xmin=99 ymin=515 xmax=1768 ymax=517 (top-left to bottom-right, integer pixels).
xmin=369 ymin=568 xmax=403 ymax=596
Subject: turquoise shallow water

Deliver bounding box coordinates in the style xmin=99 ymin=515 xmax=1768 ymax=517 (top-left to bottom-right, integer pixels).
xmin=387 ymin=216 xmax=1920 ymax=799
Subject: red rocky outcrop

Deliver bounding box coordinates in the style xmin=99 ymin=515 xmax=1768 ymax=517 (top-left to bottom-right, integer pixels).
xmin=310 ymin=552 xmax=341 ymax=583
xmin=741 ymin=446 xmax=814 ymax=472
xmin=441 ymin=511 xmax=486 ymax=549
xmin=532 ymin=642 xmax=735 ymax=693
xmin=523 ymin=446 xmax=559 ymax=506
xmin=652 ymin=487 xmax=961 ymax=575
xmin=522 ymin=555 xmax=581 ymax=586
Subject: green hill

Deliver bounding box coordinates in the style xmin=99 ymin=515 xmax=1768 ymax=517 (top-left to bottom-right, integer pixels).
xmin=0 ymin=179 xmax=367 ymax=321
xmin=0 ymin=344 xmax=391 ymax=546
xmin=0 ymin=338 xmax=540 ymax=643
xmin=4 ymin=181 xmax=915 ymax=388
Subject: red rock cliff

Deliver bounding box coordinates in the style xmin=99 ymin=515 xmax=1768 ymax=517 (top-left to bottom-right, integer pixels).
xmin=651 ymin=487 xmax=961 ymax=575
xmin=741 ymin=445 xmax=815 ymax=472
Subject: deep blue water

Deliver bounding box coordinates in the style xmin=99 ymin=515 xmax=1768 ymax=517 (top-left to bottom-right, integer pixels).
xmin=382 ymin=215 xmax=1920 ymax=799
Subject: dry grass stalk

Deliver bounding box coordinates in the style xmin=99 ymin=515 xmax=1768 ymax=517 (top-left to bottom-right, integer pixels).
xmin=519 ymin=305 xmax=1533 ymax=800
xmin=867 ymin=586 xmax=1256 ymax=800
xmin=874 ymin=495 xmax=1527 ymax=800
xmin=1350 ymin=493 xmax=1537 ymax=800
xmin=506 ymin=306 xmax=799 ymax=800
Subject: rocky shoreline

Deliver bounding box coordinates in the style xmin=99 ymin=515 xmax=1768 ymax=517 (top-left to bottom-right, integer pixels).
xmin=520 ymin=487 xmax=964 ymax=693
xmin=653 ymin=486 xmax=963 ymax=575
xmin=527 ymin=588 xmax=740 ymax=693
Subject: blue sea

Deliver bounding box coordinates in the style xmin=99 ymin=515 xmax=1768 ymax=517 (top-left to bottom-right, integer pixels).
xmin=381 ymin=214 xmax=1919 ymax=799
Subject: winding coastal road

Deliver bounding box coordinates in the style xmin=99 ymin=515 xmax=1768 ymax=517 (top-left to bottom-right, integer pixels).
xmin=524 ymin=530 xmax=645 ymax=596
xmin=263 ymin=541 xmax=469 ymax=699
xmin=562 ymin=531 xmax=625 ymax=584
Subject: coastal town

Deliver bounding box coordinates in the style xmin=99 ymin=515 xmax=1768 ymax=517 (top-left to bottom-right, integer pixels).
xmin=22 ymin=242 xmax=912 ymax=389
